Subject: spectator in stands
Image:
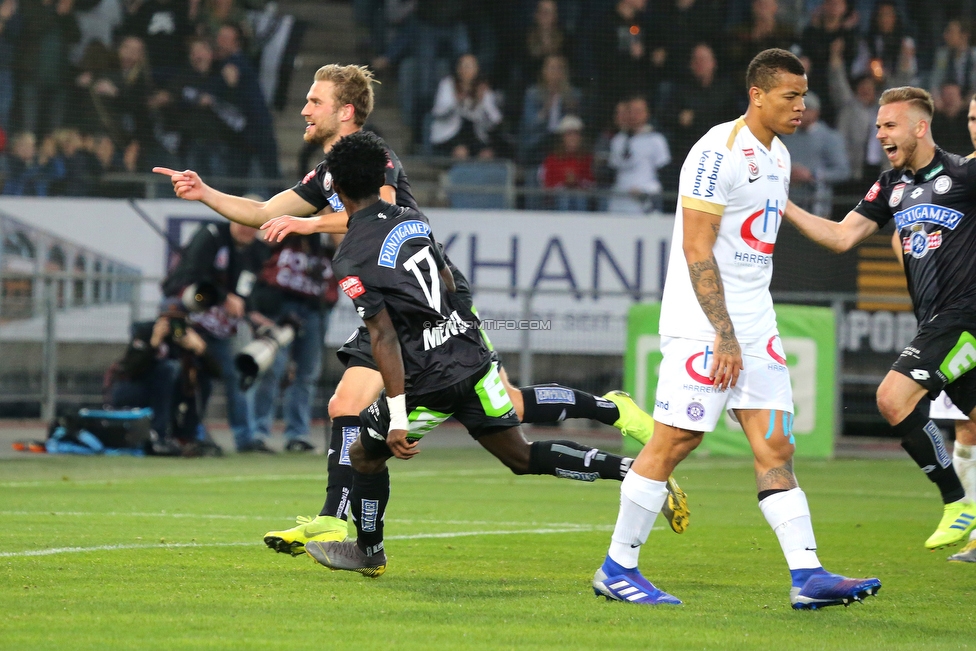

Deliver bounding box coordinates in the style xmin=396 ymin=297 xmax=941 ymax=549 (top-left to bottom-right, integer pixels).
xmin=593 ymin=99 xmax=629 ymax=202
xmin=607 ymin=96 xmax=670 ymax=214
xmin=195 ymin=0 xmax=251 ymax=43
xmin=14 ymin=0 xmax=78 ymax=138
xmin=931 ymin=82 xmax=972 ymax=156
xmin=76 ymin=36 xmax=158 ymax=170
xmin=162 ymin=37 xmax=243 ymax=178
xmin=430 ymin=53 xmax=503 ymax=160
xmin=647 ymin=0 xmax=723 ymax=88
xmin=409 ymin=0 xmax=471 ymax=138
xmin=727 ymin=0 xmax=797 ymax=83
xmin=3 ymin=132 xmax=61 ymax=196
xmin=851 ymin=0 xmax=917 ymax=87
xmin=215 ymin=23 xmax=281 ymax=183
xmin=121 ymin=0 xmax=195 ymax=85
xmin=779 ymin=91 xmax=849 ymax=217
xmin=54 ymin=128 xmax=102 ymax=196
xmin=828 ymin=37 xmax=883 ymax=182
xmin=592 ymin=0 xmax=648 ymax=123
xmin=518 ymin=54 xmax=581 ymax=166
xmin=522 ymin=0 xmax=567 ymax=85
xmin=541 ymin=114 xmax=593 ymax=211
xmin=800 ymin=0 xmax=860 ymax=123
xmin=666 ymin=43 xmax=737 ymax=167
xmin=928 ymin=19 xmax=976 ymax=100
xmin=0 ymin=0 xmax=20 ymax=133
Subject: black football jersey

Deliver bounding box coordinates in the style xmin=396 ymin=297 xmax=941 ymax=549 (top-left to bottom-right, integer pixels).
xmin=291 ymin=137 xmax=418 ymax=215
xmin=853 ymin=148 xmax=976 ymax=324
xmin=333 ymin=200 xmax=489 ymax=394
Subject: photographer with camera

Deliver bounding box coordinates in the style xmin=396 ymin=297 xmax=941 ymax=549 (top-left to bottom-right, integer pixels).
xmin=162 ymin=220 xmax=269 ymax=453
xmin=248 ymin=232 xmax=339 ymax=452
xmin=108 ymin=303 xmax=222 ymax=454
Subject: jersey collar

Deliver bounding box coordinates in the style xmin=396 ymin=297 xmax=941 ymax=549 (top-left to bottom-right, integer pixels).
xmin=912 ymin=148 xmax=946 ymax=184
xmin=348 ymin=199 xmax=393 ymax=224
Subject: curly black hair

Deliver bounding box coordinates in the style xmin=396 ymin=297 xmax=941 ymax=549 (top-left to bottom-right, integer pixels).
xmin=323 ymin=131 xmax=389 ymax=201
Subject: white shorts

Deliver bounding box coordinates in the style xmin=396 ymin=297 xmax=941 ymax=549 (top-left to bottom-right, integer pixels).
xmin=652 ymin=333 xmax=794 ymax=432
xmin=930 ymin=391 xmax=968 ymax=420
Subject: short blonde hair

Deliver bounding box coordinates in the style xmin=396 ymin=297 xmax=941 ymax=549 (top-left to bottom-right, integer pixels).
xmin=314 ymin=64 xmax=376 ymax=126
xmin=879 ymin=86 xmax=934 ymax=119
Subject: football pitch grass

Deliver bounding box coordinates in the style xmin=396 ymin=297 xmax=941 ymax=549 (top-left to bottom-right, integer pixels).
xmin=2 ymin=449 xmax=974 ymax=650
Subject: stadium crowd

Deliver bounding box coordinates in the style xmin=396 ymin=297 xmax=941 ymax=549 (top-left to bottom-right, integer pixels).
xmin=0 ymin=0 xmax=281 ymax=197
xmin=2 ymin=0 xmax=976 ymax=211
xmin=359 ymin=0 xmax=976 ymax=212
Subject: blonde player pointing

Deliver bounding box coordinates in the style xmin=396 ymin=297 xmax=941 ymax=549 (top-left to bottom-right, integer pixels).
xmin=591 ymin=49 xmax=880 ymax=609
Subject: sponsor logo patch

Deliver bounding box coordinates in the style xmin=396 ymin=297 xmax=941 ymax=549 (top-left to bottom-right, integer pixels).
xmin=301 ymin=168 xmax=316 ymax=184
xmin=889 ymin=183 xmax=905 ymax=207
xmin=533 ymin=387 xmax=576 ymax=404
xmin=923 ymin=420 xmax=952 ymax=469
xmin=340 ymin=276 xmax=365 ymax=299
xmin=894 ymin=204 xmax=963 ymax=230
xmin=555 ymin=468 xmax=600 ymax=482
xmin=865 ymin=181 xmax=881 ymax=202
xmin=361 ymin=499 xmax=379 ymax=532
xmin=910 ymin=187 xmax=924 ymax=199
xmin=743 ymin=147 xmax=759 ymax=179
xmin=377 ymin=220 xmax=431 ymax=268
xmin=933 ymin=175 xmax=952 ymax=194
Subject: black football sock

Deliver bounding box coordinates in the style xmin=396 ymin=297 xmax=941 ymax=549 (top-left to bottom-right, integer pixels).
xmin=528 ymin=440 xmax=632 ymax=481
xmin=350 ymin=467 xmax=390 ymax=557
xmin=895 ymin=402 xmax=965 ymax=503
xmin=319 ymin=416 xmax=360 ymax=519
xmin=520 ymin=385 xmax=620 ymax=425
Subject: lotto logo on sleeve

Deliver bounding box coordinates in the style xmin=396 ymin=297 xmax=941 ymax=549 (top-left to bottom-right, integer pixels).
xmin=340 ymin=276 xmax=365 ymax=299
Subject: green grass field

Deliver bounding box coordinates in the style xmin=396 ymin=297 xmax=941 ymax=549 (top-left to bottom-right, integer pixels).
xmin=2 ymin=450 xmax=974 ymax=650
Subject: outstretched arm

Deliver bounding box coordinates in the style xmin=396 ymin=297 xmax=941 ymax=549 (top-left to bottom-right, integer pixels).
xmin=683 ymin=206 xmax=741 ymax=390
xmin=365 ymin=307 xmax=417 ymax=460
xmin=152 ymin=167 xmax=318 ymax=228
xmin=260 ymin=185 xmax=398 ymax=241
xmin=783 ymin=200 xmax=879 ymax=253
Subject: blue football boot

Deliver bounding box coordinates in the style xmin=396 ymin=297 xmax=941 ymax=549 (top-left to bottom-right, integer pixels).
xmin=592 ymin=556 xmax=682 ymax=605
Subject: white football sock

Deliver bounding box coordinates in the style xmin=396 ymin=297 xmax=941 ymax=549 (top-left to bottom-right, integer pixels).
xmin=759 ymin=487 xmax=820 ymax=570
xmin=607 ymin=471 xmax=669 ymax=569
xmin=953 ymin=442 xmax=976 ymax=504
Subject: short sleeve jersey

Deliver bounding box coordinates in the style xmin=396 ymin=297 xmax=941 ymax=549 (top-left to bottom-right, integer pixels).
xmin=659 ymin=118 xmax=790 ymax=343
xmin=332 ymin=201 xmax=489 ymax=394
xmin=292 ymin=137 xmax=418 ymax=215
xmin=853 ymin=148 xmax=976 ymax=324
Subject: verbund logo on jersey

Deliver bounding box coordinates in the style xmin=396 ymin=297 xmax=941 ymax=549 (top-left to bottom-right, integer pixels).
xmin=692 ymin=150 xmax=723 ymax=198
xmin=735 ymin=199 xmax=780 ymax=265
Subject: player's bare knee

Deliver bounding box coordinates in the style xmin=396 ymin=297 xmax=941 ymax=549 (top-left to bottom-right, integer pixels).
xmin=329 ymin=391 xmax=365 ymax=419
xmin=349 ymin=440 xmax=387 ymax=474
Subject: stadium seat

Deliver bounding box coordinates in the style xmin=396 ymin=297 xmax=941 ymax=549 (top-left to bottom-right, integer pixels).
xmin=445 ymin=160 xmax=515 ymax=209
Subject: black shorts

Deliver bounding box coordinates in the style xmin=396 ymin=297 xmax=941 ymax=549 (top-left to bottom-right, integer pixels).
xmin=336 ymin=325 xmax=504 ymax=372
xmin=892 ymin=313 xmax=976 ymax=415
xmin=359 ymin=360 xmax=520 ymax=458
xmin=336 ymin=326 xmax=378 ymax=371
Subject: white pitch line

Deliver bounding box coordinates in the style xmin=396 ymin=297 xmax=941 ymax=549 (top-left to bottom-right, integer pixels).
xmin=0 ymin=525 xmax=613 ymax=558
xmin=0 ymin=511 xmax=613 ymax=531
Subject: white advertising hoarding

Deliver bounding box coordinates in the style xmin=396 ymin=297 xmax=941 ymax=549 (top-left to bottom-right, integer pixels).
xmin=0 ymin=199 xmax=673 ymax=353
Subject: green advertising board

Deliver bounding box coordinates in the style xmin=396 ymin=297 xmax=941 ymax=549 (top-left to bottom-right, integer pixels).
xmin=623 ymin=303 xmax=835 ymax=458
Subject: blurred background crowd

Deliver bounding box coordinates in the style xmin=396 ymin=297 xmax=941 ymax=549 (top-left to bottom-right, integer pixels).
xmin=2 ymin=0 xmax=976 ymax=213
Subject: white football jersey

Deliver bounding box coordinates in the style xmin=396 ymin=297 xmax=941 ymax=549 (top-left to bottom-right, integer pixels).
xmin=659 ymin=117 xmax=791 ymax=344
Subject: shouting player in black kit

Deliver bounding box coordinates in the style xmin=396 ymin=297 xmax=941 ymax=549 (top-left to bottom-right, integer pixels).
xmin=156 ymin=63 xmax=688 ymax=555
xmin=784 ymin=86 xmax=976 ymax=550
xmin=302 ymin=131 xmax=647 ymax=576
